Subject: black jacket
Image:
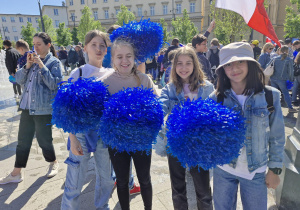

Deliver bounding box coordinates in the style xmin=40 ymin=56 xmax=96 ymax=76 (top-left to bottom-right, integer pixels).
xmin=5 ymin=47 xmax=21 ymax=75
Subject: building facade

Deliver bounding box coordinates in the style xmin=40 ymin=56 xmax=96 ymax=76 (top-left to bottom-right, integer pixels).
xmin=42 ymin=5 xmax=69 ymax=29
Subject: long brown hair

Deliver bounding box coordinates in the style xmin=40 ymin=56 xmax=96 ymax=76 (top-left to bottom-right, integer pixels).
xmin=280 ymin=45 xmax=289 ymax=60
xmin=171 ymin=46 xmax=206 ymax=94
xmin=34 ymin=32 xmax=57 ymax=58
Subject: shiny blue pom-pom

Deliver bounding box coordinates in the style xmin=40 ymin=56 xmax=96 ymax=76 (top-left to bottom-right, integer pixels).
xmin=99 ymin=86 xmax=164 ymax=153
xmin=166 ymin=98 xmax=246 ymax=170
xmin=286 ymin=80 xmax=293 ymax=90
xmin=52 ymin=77 xmax=109 ymax=134
xmin=110 ymin=19 xmax=164 ymax=63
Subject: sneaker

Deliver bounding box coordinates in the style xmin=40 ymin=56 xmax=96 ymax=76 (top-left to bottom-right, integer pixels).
xmin=14 ymin=94 xmax=17 ymax=98
xmin=46 ymin=161 xmax=59 ymax=178
xmin=129 ymin=183 xmax=141 ymax=195
xmin=289 ymin=108 xmax=298 ymax=113
xmin=0 ymin=172 xmax=23 ymax=184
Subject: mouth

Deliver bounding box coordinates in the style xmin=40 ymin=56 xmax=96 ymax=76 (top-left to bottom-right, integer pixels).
xmin=232 ymin=73 xmax=241 ymax=77
xmin=180 ymin=72 xmax=189 ymax=75
xmin=121 ymin=64 xmax=130 ymax=68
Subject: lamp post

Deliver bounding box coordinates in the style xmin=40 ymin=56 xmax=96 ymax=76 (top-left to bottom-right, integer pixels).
xmin=70 ymin=15 xmax=77 ymax=28
xmin=37 ymin=0 xmax=45 ymax=32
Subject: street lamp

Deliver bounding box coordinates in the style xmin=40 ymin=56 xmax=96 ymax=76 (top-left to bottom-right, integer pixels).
xmin=37 ymin=0 xmax=45 ymax=32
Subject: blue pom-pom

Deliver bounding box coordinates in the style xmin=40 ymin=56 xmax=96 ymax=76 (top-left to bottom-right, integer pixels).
xmin=166 ymin=98 xmax=246 ymax=170
xmin=110 ymin=19 xmax=164 ymax=63
xmin=286 ymin=80 xmax=293 ymax=90
xmin=9 ymin=75 xmax=16 ymax=84
xmin=99 ymin=86 xmax=164 ymax=153
xmin=52 ymin=77 xmax=109 ymax=134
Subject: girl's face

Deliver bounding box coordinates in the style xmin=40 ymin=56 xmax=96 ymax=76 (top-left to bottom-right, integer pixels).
xmin=175 ymin=55 xmax=194 ymax=83
xmin=84 ymin=36 xmax=107 ymax=65
xmin=224 ymin=60 xmax=248 ymax=86
xmin=33 ymin=36 xmax=50 ymax=57
xmin=112 ymin=45 xmax=135 ymax=74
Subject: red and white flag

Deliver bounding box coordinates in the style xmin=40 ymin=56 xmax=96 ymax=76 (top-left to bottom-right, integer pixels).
xmin=215 ymin=0 xmax=280 ymax=46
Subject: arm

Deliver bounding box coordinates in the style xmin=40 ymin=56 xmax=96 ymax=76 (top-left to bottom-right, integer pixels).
xmin=203 ymin=20 xmax=215 ymax=38
xmin=159 ymin=86 xmax=171 ymax=117
xmin=5 ymin=51 xmax=15 ymax=75
xmin=69 ymin=133 xmax=83 ymax=156
xmin=15 ymin=66 xmax=31 ymax=85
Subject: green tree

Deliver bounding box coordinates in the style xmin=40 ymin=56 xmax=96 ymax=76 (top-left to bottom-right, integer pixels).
xmin=284 ymin=0 xmax=300 ymax=38
xmin=56 ymin=22 xmax=72 ymax=46
xmin=38 ymin=15 xmax=57 ymax=41
xmin=20 ymin=22 xmax=36 ymax=48
xmin=78 ymin=6 xmax=105 ymax=43
xmin=160 ymin=18 xmax=172 ymax=47
xmin=71 ymin=27 xmax=79 ymax=45
xmin=0 ymin=35 xmax=3 ymax=49
xmin=115 ymin=5 xmax=136 ymax=26
xmin=171 ymin=9 xmax=198 ymax=44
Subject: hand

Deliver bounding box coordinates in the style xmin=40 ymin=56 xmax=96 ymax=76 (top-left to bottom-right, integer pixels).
xmin=265 ymin=170 xmax=280 ymax=189
xmin=207 ymin=20 xmax=216 ymax=32
xmin=26 ymin=52 xmax=34 ymax=69
xmin=69 ymin=133 xmax=84 ymax=156
xmin=11 ymin=73 xmax=15 ymax=77
xmin=32 ymin=52 xmax=44 ymax=69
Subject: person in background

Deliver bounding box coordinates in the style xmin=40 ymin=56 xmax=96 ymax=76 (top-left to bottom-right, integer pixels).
xmin=258 ymin=43 xmax=274 ymax=70
xmin=157 ymin=49 xmax=165 ymax=81
xmin=206 ymin=38 xmax=220 ymax=76
xmin=250 ymin=40 xmax=262 ymax=60
xmin=75 ymin=45 xmax=86 ymax=67
xmin=285 ymin=38 xmax=294 ymax=59
xmin=292 ymin=40 xmax=300 ymax=59
xmin=58 ymin=46 xmax=68 ymax=75
xmin=292 ymin=52 xmax=300 ymax=105
xmin=68 ymin=45 xmax=79 ymax=72
xmin=16 ymin=40 xmax=30 ymax=69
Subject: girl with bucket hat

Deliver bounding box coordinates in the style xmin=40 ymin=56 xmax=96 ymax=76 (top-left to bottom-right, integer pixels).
xmin=209 ymin=42 xmax=285 ymax=210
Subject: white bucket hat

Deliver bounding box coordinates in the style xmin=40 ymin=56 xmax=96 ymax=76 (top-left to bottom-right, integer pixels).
xmin=216 ymin=42 xmax=260 ymax=72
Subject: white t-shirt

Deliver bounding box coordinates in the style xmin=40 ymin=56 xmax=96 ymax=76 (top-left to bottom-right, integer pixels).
xmin=69 ymin=64 xmax=114 ymax=80
xmin=183 ymin=83 xmax=198 ymax=100
xmin=218 ymin=89 xmax=267 ymax=180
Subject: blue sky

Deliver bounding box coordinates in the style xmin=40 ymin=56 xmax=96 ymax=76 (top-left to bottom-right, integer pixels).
xmin=0 ymin=0 xmax=65 ymax=15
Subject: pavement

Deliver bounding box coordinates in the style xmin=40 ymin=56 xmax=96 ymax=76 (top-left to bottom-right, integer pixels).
xmin=0 ymin=70 xmax=297 ymax=210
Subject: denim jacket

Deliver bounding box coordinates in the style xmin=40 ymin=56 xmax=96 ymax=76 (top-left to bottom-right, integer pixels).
xmin=258 ymin=52 xmax=270 ymax=69
xmin=269 ymin=55 xmax=294 ymax=81
xmin=15 ymin=53 xmax=63 ymax=115
xmin=209 ymin=87 xmax=285 ymax=172
xmin=159 ymin=80 xmax=215 ymax=116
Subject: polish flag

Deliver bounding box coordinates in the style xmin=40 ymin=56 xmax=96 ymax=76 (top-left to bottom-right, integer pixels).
xmin=215 ymin=0 xmax=280 ymax=47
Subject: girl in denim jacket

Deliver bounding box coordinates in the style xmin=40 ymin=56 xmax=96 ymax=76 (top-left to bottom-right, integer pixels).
xmin=159 ymin=46 xmax=214 ymax=210
xmin=210 ymin=42 xmax=285 ymax=210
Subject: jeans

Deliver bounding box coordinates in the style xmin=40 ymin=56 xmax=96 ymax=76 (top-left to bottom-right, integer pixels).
xmin=13 ymin=83 xmax=22 ymax=95
xmin=167 ymin=155 xmax=213 ymax=210
xmin=15 ymin=110 xmax=56 ymax=168
xmin=292 ymin=76 xmax=300 ymax=102
xmin=213 ymin=167 xmax=267 ymax=210
xmin=61 ymin=134 xmax=114 ymax=210
xmin=270 ymin=79 xmax=293 ymax=108
xmin=148 ymin=68 xmax=158 ymax=80
xmin=108 ymin=148 xmax=152 ymax=210
xmin=112 ymin=159 xmax=135 ymax=189
xmin=69 ymin=63 xmax=77 ymax=71
xmin=60 ymin=59 xmax=67 ymax=73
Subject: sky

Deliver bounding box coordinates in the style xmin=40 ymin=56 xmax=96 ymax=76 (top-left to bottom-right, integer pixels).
xmin=0 ymin=0 xmax=65 ymax=15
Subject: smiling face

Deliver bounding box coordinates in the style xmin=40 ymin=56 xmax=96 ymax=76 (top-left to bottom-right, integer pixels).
xmin=224 ymin=60 xmax=248 ymax=86
xmin=175 ymin=55 xmax=194 ymax=83
xmin=112 ymin=44 xmax=135 ymax=75
xmin=84 ymin=36 xmax=107 ymax=66
xmin=195 ymin=40 xmax=208 ymax=53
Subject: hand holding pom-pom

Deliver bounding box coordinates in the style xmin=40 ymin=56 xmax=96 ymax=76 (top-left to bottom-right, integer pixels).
xmin=286 ymin=80 xmax=293 ymax=90
xmin=52 ymin=77 xmax=109 ymax=134
xmin=99 ymin=87 xmax=164 ymax=153
xmin=166 ymin=98 xmax=246 ymax=170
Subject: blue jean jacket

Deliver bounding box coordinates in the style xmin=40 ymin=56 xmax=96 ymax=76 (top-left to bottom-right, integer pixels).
xmin=269 ymin=55 xmax=294 ymax=81
xmin=15 ymin=53 xmax=63 ymax=115
xmin=209 ymin=87 xmax=285 ymax=172
xmin=258 ymin=52 xmax=271 ymax=69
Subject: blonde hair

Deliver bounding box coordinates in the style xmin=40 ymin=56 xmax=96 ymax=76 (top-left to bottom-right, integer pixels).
xmin=171 ymin=46 xmax=206 ymax=94
xmin=280 ymin=45 xmax=289 ymax=60
xmin=262 ymin=42 xmax=274 ymax=53
xmin=111 ymin=38 xmax=141 ymax=86
xmin=84 ymin=30 xmax=110 ymax=47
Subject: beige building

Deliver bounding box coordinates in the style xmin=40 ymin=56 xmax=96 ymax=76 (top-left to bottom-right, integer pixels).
xmin=42 ymin=5 xmax=69 ymax=29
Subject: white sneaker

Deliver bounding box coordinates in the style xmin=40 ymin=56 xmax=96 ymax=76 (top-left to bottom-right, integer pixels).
xmin=0 ymin=172 xmax=23 ymax=184
xmin=46 ymin=162 xmax=59 ymax=178
xmin=14 ymin=94 xmax=17 ymax=98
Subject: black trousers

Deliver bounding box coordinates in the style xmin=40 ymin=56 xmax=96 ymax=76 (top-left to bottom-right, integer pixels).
xmin=108 ymin=148 xmax=152 ymax=210
xmin=167 ymin=154 xmax=213 ymax=210
xmin=15 ymin=110 xmax=56 ymax=168
xmin=13 ymin=83 xmax=22 ymax=95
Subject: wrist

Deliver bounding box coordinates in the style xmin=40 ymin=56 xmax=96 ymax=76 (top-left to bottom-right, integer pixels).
xmin=269 ymin=168 xmax=282 ymax=175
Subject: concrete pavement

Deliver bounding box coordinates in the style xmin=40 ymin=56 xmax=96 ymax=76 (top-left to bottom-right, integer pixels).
xmin=0 ymin=71 xmax=295 ymax=209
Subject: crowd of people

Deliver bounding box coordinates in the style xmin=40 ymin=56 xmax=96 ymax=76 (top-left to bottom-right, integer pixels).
xmin=0 ymin=19 xmax=292 ymax=210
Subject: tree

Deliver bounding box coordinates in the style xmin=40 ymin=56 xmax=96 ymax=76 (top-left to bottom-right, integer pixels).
xmin=0 ymin=35 xmax=3 ymax=49
xmin=78 ymin=6 xmax=105 ymax=43
xmin=56 ymin=22 xmax=72 ymax=46
xmin=115 ymin=5 xmax=136 ymax=26
xmin=20 ymin=22 xmax=36 ymax=48
xmin=171 ymin=9 xmax=198 ymax=44
xmin=160 ymin=18 xmax=172 ymax=47
xmin=284 ymin=0 xmax=300 ymax=38
xmin=38 ymin=15 xmax=57 ymax=41
xmin=71 ymin=27 xmax=79 ymax=45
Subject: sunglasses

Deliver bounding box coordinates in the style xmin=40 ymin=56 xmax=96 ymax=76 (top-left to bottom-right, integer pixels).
xmin=269 ymin=48 xmax=274 ymax=50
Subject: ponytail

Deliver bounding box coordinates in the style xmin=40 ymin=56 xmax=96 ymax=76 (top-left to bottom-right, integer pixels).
xmin=50 ymin=44 xmax=58 ymax=58
xmin=281 ymin=52 xmax=287 ymax=60
xmin=132 ymin=64 xmax=141 ymax=86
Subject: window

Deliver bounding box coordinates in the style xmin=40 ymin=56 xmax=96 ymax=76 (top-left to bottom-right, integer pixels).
xmin=12 ymin=26 xmax=17 ymax=32
xmin=70 ymin=0 xmax=73 ymax=6
xmin=81 ymin=0 xmax=85 ymax=5
xmin=190 ymin=3 xmax=195 ymax=13
xmin=19 ymin=17 xmax=23 ymax=22
xmin=92 ymin=0 xmax=97 ymax=3
xmin=4 ymin=27 xmax=8 ymax=32
xmin=176 ymin=4 xmax=181 ymax=14
xmin=14 ymin=36 xmax=18 ymax=41
xmin=150 ymin=6 xmax=155 ymax=16
xmin=11 ymin=17 xmax=15 ymax=22
xmin=27 ymin=17 xmax=32 ymax=23
xmin=138 ymin=7 xmax=142 ymax=17
xmin=55 ymin=20 xmax=59 ymax=27
xmin=104 ymin=10 xmax=109 ymax=19
xmin=93 ymin=11 xmax=98 ymax=20
xmin=71 ymin=13 xmax=75 ymax=21
xmin=116 ymin=9 xmax=120 ymax=15
xmin=163 ymin=5 xmax=168 ymax=15
xmin=5 ymin=36 xmax=10 ymax=40
xmin=35 ymin=17 xmax=39 ymax=23
xmin=128 ymin=8 xmax=131 ymax=11
xmin=54 ymin=9 xmax=59 ymax=16
xmin=104 ymin=0 xmax=107 ymax=2
xmin=2 ymin=17 xmax=6 ymax=22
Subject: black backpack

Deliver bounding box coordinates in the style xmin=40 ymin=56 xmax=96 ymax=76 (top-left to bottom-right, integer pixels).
xmin=209 ymin=48 xmax=220 ymax=68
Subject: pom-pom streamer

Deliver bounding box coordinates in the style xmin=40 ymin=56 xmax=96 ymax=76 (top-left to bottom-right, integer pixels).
xmin=286 ymin=80 xmax=293 ymax=90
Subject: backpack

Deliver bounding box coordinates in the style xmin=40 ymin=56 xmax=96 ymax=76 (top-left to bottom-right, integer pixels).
xmin=208 ymin=48 xmax=220 ymax=68
xmin=68 ymin=48 xmax=78 ymax=64
xmin=294 ymin=63 xmax=300 ymax=77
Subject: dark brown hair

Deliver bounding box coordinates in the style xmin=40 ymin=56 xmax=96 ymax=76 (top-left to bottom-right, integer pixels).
xmin=34 ymin=32 xmax=57 ymax=58
xmin=295 ymin=51 xmax=300 ymax=65
xmin=192 ymin=34 xmax=207 ymax=48
xmin=16 ymin=39 xmax=30 ymax=50
xmin=3 ymin=40 xmax=12 ymax=47
xmin=107 ymin=25 xmax=120 ymax=34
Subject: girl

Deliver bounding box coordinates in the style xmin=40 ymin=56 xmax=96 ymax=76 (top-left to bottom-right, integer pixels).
xmin=0 ymin=32 xmax=62 ymax=184
xmin=269 ymin=45 xmax=296 ymax=113
xmin=159 ymin=46 xmax=214 ymax=210
xmin=101 ymin=38 xmax=157 ymax=210
xmin=61 ymin=30 xmax=115 ymax=210
xmin=210 ymin=42 xmax=285 ymax=210
xmin=258 ymin=42 xmax=274 ymax=69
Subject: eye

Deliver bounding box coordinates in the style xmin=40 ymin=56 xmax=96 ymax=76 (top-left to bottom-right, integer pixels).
xmin=224 ymin=63 xmax=231 ymax=67
xmin=239 ymin=60 xmax=245 ymax=64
